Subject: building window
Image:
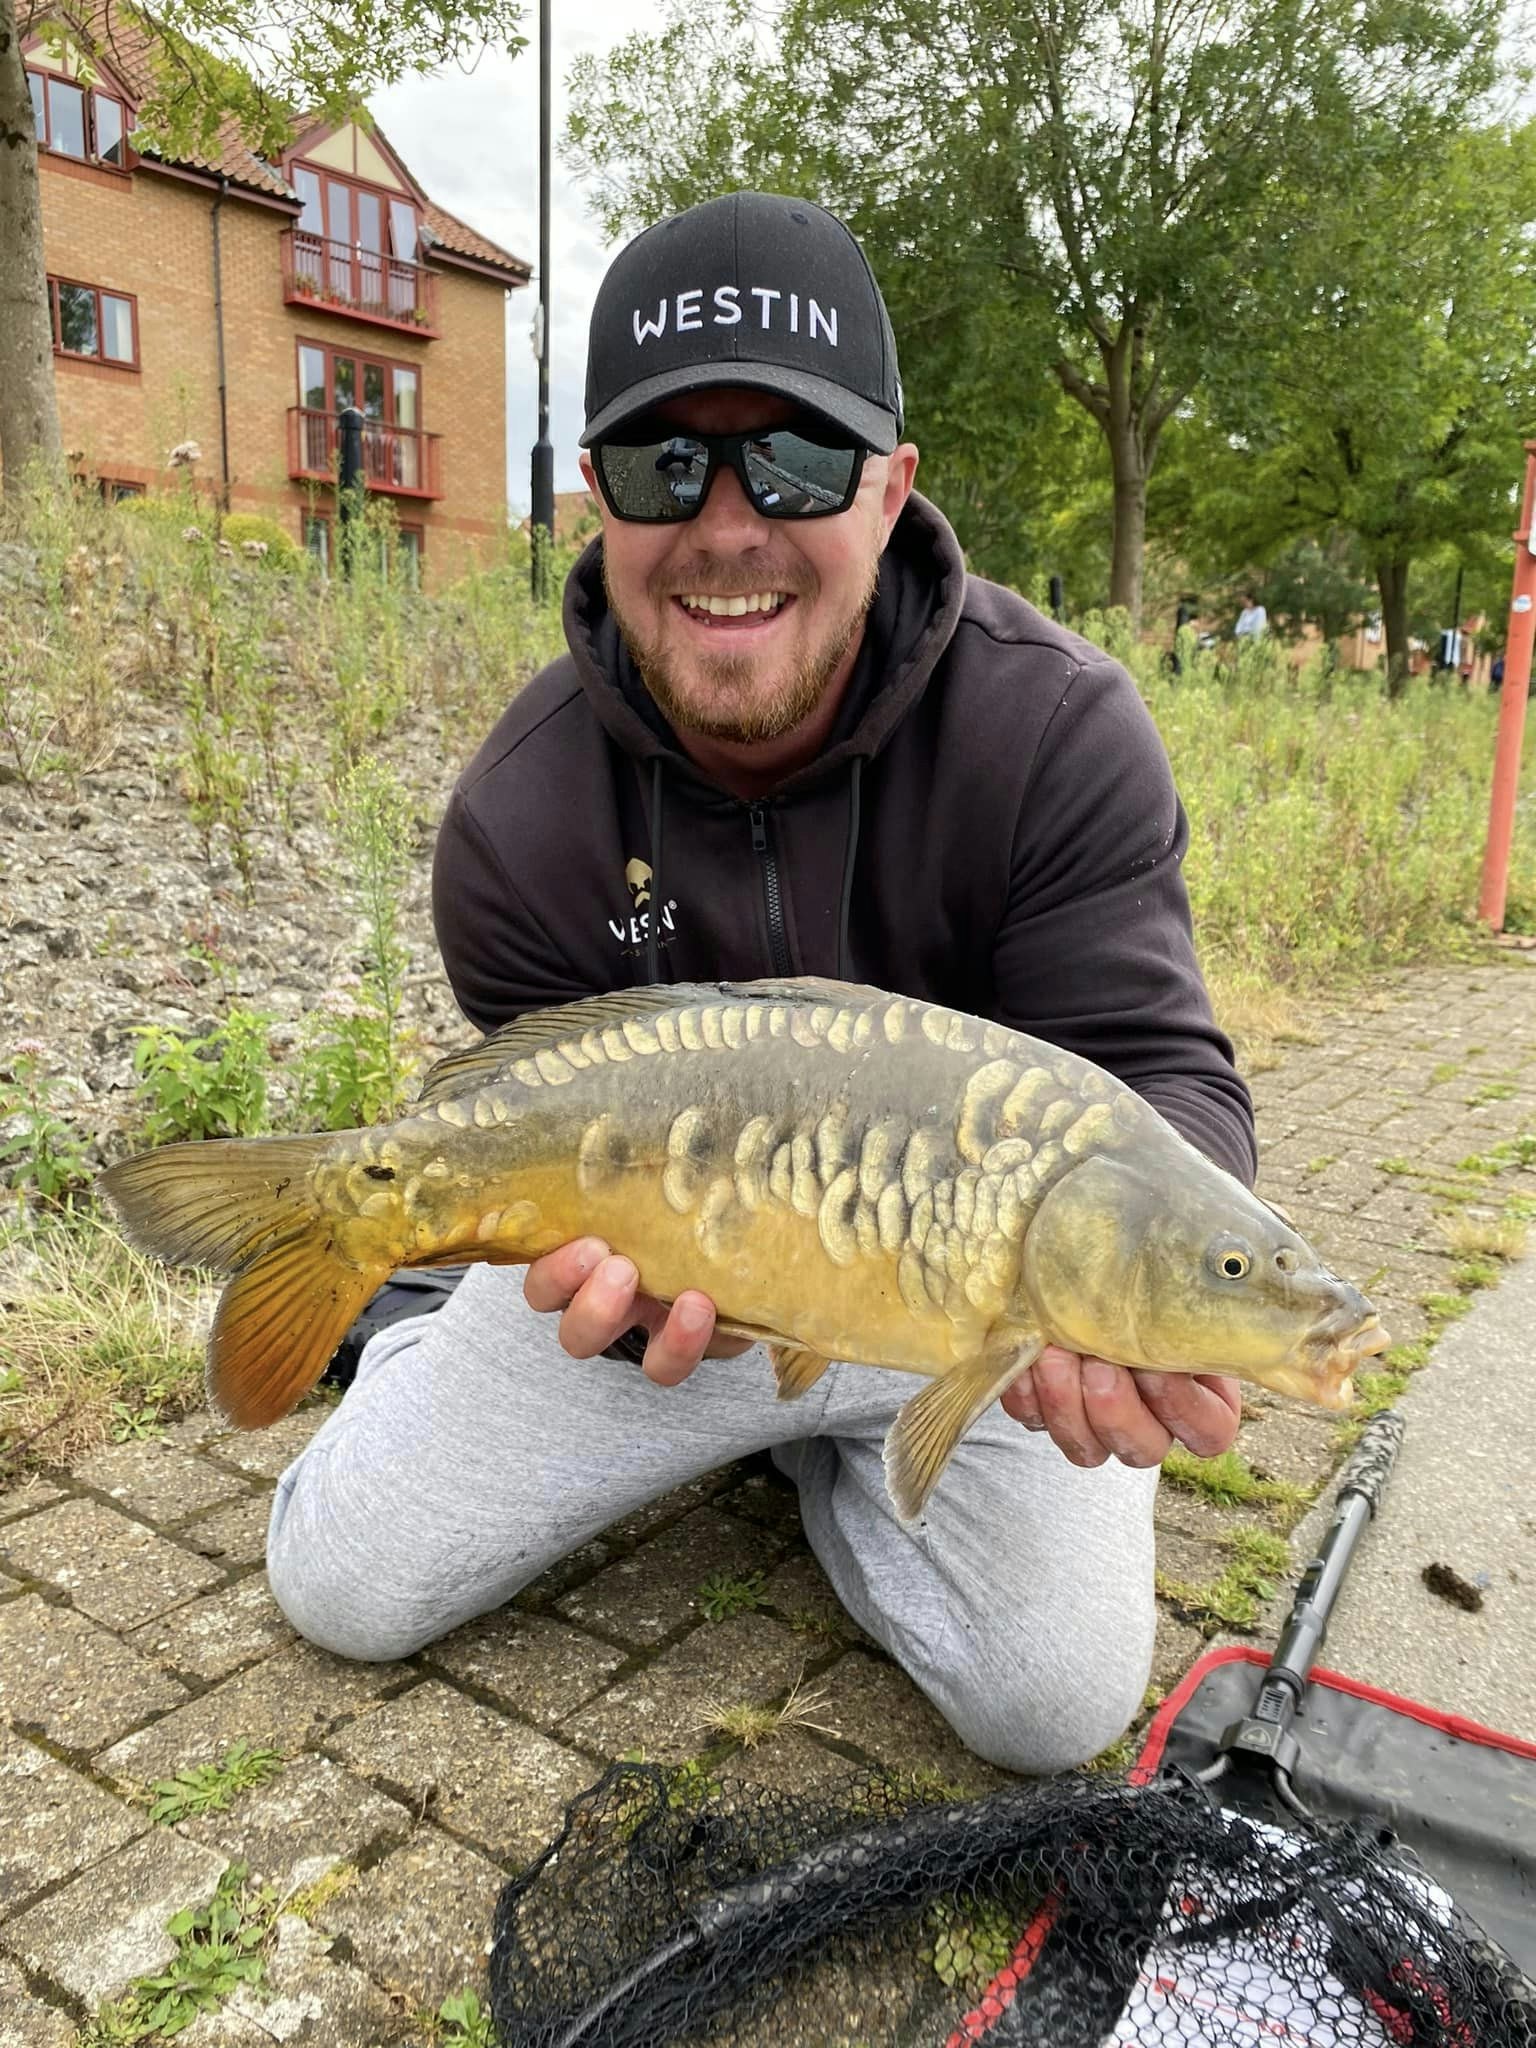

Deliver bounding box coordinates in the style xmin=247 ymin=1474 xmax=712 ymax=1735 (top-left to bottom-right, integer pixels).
xmin=48 ymin=276 xmax=138 ymax=367
xmin=294 ymin=339 xmax=426 ymax=490
xmin=302 ymin=510 xmax=422 ymax=584
xmin=26 ymin=67 xmax=129 ymax=166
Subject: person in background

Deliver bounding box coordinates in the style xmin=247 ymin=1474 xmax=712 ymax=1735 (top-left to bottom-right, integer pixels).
xmin=1233 ymin=590 xmax=1268 ymax=641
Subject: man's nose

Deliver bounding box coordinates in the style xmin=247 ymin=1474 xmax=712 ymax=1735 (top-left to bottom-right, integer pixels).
xmin=693 ymin=458 xmax=772 ymax=548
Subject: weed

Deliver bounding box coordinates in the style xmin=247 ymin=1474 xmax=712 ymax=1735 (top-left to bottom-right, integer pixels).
xmin=1082 ymin=1732 xmax=1138 ymax=1775
xmin=698 ymin=1674 xmax=837 ymax=1748
xmin=320 ymin=756 xmax=420 ymax=1122
xmin=1428 ymin=1061 xmax=1462 ymax=1086
xmin=1157 ymin=1525 xmax=1291 ymax=1633
xmin=132 ymin=1009 xmax=273 ymax=1144
xmin=1440 ymin=1212 xmax=1529 ymax=1261
xmin=1305 ymin=1155 xmax=1336 ymax=1174
xmin=142 ymin=1741 xmax=284 ymax=1824
xmin=433 ymin=1988 xmax=497 ymax=2045
xmin=1451 ymin=1258 xmax=1500 ymax=1291
xmin=1160 ymin=1447 xmax=1313 ymax=1519
xmin=927 ymin=1895 xmax=1020 ymax=1992
xmin=1421 ymin=1291 xmax=1474 ymax=1324
xmin=0 ymin=1040 xmax=93 ymax=1205
xmin=0 ymin=1201 xmax=209 ymax=1473
xmin=785 ymin=1606 xmax=843 ymax=1640
xmin=80 ymin=1862 xmax=277 ymax=2043
xmin=697 ymin=1568 xmax=769 ymax=1621
xmin=283 ymin=1861 xmax=358 ymax=1921
xmin=1466 ymin=1080 xmax=1518 ymax=1107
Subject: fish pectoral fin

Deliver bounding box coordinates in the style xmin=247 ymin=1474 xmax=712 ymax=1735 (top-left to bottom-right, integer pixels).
xmin=769 ymin=1343 xmax=833 ymax=1402
xmin=884 ymin=1341 xmax=1044 ymax=1524
xmin=209 ymin=1236 xmax=384 ymax=1426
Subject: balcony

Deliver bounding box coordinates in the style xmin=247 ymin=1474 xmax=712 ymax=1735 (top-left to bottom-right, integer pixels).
xmin=281 ymin=228 xmax=439 ymax=337
xmin=287 ymin=408 xmax=443 ymax=499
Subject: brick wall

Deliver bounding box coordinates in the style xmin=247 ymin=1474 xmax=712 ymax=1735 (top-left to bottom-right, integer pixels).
xmin=35 ymin=153 xmax=516 ymax=586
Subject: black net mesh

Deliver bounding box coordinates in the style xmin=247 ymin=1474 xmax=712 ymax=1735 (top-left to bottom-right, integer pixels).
xmin=488 ymin=1763 xmax=1536 ymax=2048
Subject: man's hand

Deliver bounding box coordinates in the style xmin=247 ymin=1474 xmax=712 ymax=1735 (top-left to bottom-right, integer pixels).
xmin=1001 ymin=1346 xmax=1241 ymax=1468
xmin=524 ymin=1238 xmax=753 ymax=1385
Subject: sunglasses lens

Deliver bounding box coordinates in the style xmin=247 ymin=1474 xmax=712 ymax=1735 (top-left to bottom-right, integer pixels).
xmin=598 ymin=435 xmax=711 ymax=520
xmin=740 ymin=430 xmax=862 ymax=517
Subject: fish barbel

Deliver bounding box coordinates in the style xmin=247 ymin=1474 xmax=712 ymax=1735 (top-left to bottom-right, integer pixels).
xmin=99 ymin=977 xmax=1389 ymax=1520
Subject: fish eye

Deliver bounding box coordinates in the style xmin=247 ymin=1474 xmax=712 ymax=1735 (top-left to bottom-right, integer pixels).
xmin=1212 ymin=1246 xmax=1252 ymax=1281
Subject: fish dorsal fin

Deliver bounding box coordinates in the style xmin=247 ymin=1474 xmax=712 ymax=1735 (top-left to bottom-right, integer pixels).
xmin=722 ymin=974 xmax=890 ymax=1005
xmin=413 ymin=988 xmax=686 ymax=1108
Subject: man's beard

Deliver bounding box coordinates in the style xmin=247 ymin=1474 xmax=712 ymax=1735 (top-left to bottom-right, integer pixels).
xmin=605 ymin=556 xmax=878 ymax=744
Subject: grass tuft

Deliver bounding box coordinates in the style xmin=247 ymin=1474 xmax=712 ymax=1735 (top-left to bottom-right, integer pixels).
xmin=0 ymin=1201 xmax=212 ymax=1476
xmin=1161 ymin=1446 xmax=1313 ymax=1520
xmin=697 ymin=1673 xmax=837 ymax=1748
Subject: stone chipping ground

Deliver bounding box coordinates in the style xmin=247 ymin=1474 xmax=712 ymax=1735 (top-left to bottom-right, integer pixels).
xmin=4 ymin=643 xmax=1536 ymax=2038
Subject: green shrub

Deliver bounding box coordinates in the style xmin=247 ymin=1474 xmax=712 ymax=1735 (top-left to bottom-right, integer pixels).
xmin=132 ymin=1010 xmax=273 ymax=1144
xmin=219 ymin=512 xmax=302 ymax=567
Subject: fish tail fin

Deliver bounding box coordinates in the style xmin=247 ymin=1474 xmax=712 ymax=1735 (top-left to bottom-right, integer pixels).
xmin=883 ymin=1347 xmax=1040 ymax=1523
xmin=99 ymin=1139 xmax=388 ymax=1428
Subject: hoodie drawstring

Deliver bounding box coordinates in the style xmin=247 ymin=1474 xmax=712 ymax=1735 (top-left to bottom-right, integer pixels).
xmin=646 ymin=756 xmax=665 ymax=986
xmin=837 ymin=755 xmax=863 ymax=982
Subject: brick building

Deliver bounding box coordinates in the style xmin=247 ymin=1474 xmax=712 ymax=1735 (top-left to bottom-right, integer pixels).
xmin=22 ymin=7 xmax=530 ymax=584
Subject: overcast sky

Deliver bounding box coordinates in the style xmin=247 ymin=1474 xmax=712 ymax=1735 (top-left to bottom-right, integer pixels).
xmin=369 ymin=6 xmax=661 ymax=512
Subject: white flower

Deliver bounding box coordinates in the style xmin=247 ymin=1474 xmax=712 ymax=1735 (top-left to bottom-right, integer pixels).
xmin=182 ymin=525 xmax=204 ymax=543
xmin=167 ymin=440 xmax=203 ymax=467
xmin=241 ymin=540 xmax=269 ymax=558
xmin=217 ymin=540 xmax=235 ymax=557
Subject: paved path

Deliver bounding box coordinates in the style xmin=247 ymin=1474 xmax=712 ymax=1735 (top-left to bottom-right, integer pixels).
xmin=1296 ymin=1230 xmax=1536 ymax=1742
xmin=1 ymin=955 xmax=1533 ymax=2044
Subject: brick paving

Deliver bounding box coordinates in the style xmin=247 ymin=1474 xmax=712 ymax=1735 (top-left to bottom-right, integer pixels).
xmin=2 ymin=956 xmax=1533 ymax=2042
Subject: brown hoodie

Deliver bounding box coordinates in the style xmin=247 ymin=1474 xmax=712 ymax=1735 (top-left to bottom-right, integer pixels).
xmin=431 ymin=491 xmax=1256 ymax=1185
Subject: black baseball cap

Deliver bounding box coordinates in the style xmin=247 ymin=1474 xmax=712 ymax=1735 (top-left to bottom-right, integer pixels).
xmin=581 ymin=191 xmax=904 ymax=454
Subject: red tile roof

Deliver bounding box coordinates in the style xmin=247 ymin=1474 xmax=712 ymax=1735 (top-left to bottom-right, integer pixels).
xmin=34 ymin=1 xmax=530 ymax=277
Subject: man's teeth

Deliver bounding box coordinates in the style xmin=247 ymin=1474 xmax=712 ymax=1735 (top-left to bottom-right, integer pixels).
xmin=679 ymin=592 xmax=789 ymax=616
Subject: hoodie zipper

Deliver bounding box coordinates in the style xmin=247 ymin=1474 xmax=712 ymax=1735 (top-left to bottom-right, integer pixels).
xmin=747 ymin=802 xmax=793 ymax=976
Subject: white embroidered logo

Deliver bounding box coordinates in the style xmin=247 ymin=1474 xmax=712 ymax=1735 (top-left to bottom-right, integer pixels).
xmin=632 ymin=288 xmax=838 ymax=348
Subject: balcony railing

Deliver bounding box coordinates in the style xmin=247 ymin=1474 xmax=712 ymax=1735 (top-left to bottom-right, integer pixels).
xmin=281 ymin=228 xmax=439 ymax=337
xmin=287 ymin=408 xmax=443 ymax=499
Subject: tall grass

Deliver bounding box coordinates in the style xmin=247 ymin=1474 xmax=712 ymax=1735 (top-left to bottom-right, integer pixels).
xmin=1079 ymin=614 xmax=1536 ymax=1009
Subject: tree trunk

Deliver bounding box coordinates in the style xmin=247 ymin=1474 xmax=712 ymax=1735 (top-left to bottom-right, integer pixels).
xmin=1376 ymin=556 xmax=1412 ymax=697
xmin=0 ymin=0 xmax=64 ymax=492
xmin=1108 ymin=439 xmax=1147 ymax=627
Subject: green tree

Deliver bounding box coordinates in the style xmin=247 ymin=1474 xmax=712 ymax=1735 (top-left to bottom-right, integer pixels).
xmin=1197 ymin=122 xmax=1536 ymax=686
xmin=0 ymin=0 xmax=526 ymax=491
xmin=565 ymin=0 xmax=1502 ymax=628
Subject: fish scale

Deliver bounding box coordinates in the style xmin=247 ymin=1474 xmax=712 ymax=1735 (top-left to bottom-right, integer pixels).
xmin=99 ymin=975 xmax=1390 ymax=1523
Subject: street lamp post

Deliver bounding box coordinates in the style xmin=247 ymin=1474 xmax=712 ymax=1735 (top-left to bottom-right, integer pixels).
xmin=529 ymin=0 xmax=554 ymax=601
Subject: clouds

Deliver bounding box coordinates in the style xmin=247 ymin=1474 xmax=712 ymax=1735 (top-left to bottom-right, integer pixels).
xmin=370 ymin=6 xmax=657 ymax=509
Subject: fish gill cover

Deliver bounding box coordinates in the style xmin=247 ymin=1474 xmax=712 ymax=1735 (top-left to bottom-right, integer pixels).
xmin=486 ymin=1763 xmax=1536 ymax=2048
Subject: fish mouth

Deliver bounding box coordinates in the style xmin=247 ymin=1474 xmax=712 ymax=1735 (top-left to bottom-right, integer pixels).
xmin=1269 ymin=1314 xmax=1391 ymax=1411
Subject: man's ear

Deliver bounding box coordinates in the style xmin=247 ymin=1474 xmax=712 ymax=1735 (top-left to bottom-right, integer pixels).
xmin=578 ymin=450 xmax=598 ymax=492
xmin=880 ymin=442 xmax=919 ymax=549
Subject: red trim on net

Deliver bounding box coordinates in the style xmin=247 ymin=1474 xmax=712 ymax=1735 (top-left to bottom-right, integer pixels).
xmin=942 ymin=1896 xmax=1061 ymax=2048
xmin=1131 ymin=1644 xmax=1536 ymax=1783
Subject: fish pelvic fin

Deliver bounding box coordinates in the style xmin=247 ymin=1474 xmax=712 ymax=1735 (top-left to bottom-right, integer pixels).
xmin=769 ymin=1343 xmax=832 ymax=1401
xmin=99 ymin=1138 xmax=387 ymax=1429
xmin=884 ymin=1342 xmax=1043 ymax=1524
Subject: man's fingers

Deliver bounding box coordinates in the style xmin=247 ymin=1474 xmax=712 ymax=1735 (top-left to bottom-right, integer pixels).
xmin=641 ymin=1291 xmax=718 ymax=1386
xmin=1032 ymin=1345 xmax=1109 ymax=1466
xmin=523 ymin=1238 xmax=609 ymax=1315
xmin=1079 ymin=1357 xmax=1174 ymax=1469
xmin=1000 ymin=1366 xmax=1046 ymax=1429
xmin=1133 ymin=1371 xmax=1243 ymax=1458
xmin=555 ymin=1254 xmax=650 ymax=1358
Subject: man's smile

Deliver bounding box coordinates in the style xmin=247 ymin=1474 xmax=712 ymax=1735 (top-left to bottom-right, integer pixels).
xmin=670 ymin=592 xmax=801 ymax=634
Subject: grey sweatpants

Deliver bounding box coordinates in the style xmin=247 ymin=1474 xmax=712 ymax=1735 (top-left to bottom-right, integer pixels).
xmin=265 ymin=1266 xmax=1159 ymax=1775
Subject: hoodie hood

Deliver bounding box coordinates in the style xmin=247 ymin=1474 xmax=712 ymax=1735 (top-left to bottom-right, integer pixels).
xmin=561 ymin=489 xmax=969 ymax=797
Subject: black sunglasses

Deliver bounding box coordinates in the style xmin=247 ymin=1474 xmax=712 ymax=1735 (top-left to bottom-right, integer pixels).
xmin=592 ymin=421 xmax=868 ymax=524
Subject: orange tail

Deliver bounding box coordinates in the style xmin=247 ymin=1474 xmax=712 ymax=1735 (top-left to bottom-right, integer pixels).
xmin=99 ymin=1138 xmax=386 ymax=1427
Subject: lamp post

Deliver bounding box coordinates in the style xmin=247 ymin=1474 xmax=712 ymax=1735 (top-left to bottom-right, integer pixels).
xmin=529 ymin=0 xmax=554 ymax=601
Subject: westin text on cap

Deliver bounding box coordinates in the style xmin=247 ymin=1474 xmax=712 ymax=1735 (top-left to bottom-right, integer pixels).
xmin=581 ymin=191 xmax=904 ymax=454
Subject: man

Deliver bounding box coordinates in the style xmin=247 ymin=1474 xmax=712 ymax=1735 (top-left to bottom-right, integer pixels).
xmin=267 ymin=192 xmax=1254 ymax=1775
